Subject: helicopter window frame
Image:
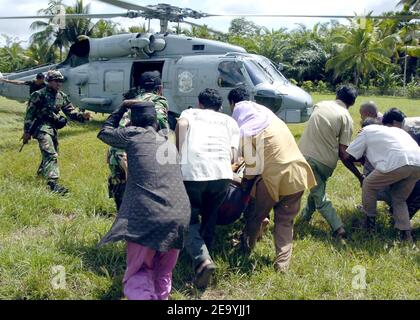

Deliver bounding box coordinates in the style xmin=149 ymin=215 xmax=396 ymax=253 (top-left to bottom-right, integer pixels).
xmin=256 ymin=57 xmax=288 ymax=84
xmin=243 ymin=59 xmax=273 ymax=86
xmin=217 ymin=60 xmax=247 ymax=88
xmin=104 ymin=70 xmax=125 ymax=94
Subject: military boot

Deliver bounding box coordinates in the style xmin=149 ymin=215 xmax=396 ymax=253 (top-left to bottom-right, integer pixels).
xmin=399 ymin=230 xmax=414 ymax=243
xmin=47 ymin=180 xmax=68 ymax=196
xmin=332 ymin=226 xmax=347 ymax=240
xmin=364 ymin=216 xmax=376 ymax=233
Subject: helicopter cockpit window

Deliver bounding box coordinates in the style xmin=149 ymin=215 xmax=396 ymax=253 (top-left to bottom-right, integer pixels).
xmin=217 ymin=61 xmax=246 ymax=87
xmin=257 ymin=57 xmax=288 ymax=84
xmin=244 ymin=60 xmax=272 ymax=85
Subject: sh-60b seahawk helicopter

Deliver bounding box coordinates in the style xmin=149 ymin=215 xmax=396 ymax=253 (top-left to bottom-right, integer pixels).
xmin=0 ymin=0 xmax=316 ymax=126
xmin=0 ymin=1 xmax=416 ymax=127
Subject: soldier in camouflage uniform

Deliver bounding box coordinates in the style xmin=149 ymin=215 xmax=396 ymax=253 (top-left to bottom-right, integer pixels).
xmin=1 ymin=72 xmax=46 ymax=95
xmin=22 ymin=70 xmax=91 ymax=195
xmin=108 ymin=71 xmax=169 ymax=209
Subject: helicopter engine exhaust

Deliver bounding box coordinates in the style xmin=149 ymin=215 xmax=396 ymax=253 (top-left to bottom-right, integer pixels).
xmin=143 ymin=34 xmax=166 ymax=55
xmin=86 ymin=34 xmax=166 ymax=59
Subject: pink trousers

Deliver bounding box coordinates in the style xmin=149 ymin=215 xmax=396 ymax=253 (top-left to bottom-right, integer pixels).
xmin=123 ymin=242 xmax=180 ymax=300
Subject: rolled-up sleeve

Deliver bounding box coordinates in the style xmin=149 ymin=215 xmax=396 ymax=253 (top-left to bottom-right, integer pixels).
xmin=346 ymin=132 xmax=366 ymax=160
xmin=98 ymin=126 xmax=131 ymax=149
xmin=339 ymin=113 xmax=354 ymax=146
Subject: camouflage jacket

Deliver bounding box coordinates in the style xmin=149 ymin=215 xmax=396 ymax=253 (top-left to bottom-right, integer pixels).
xmin=24 ymin=80 xmax=46 ymax=95
xmin=24 ymin=86 xmax=86 ymax=136
xmin=107 ymin=92 xmax=169 ymax=184
xmin=119 ymin=92 xmax=169 ymax=130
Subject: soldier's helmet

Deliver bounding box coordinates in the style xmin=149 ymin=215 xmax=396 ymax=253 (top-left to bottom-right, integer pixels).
xmin=46 ymin=70 xmax=64 ymax=82
xmin=139 ymin=71 xmax=162 ymax=91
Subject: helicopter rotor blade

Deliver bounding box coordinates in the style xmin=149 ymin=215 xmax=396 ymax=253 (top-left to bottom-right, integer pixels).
xmin=94 ymin=1 xmax=419 ymax=20
xmin=96 ymin=1 xmax=217 ymax=19
xmin=213 ymin=13 xmax=420 ymax=20
xmin=95 ymin=0 xmax=153 ymax=12
xmin=0 ymin=13 xmax=132 ymax=20
xmin=0 ymin=13 xmax=417 ymax=21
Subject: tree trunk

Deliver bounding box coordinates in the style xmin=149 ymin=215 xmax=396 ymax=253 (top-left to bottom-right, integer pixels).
xmin=354 ymin=67 xmax=359 ymax=87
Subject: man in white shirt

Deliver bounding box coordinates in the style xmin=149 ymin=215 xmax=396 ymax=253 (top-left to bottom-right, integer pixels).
xmin=382 ymin=107 xmax=420 ymax=145
xmin=175 ymin=88 xmax=240 ymax=290
xmin=382 ymin=108 xmax=420 ymax=218
xmin=346 ymin=119 xmax=420 ymax=242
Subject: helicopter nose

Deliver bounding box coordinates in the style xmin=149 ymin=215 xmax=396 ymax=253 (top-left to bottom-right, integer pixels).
xmin=281 ymin=86 xmax=313 ymax=110
xmin=280 ymin=89 xmax=313 ymax=122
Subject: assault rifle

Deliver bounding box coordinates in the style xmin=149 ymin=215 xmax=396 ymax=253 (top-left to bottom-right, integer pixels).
xmin=19 ymin=117 xmax=43 ymax=152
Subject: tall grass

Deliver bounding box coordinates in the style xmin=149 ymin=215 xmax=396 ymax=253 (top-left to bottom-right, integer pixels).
xmin=0 ymin=95 xmax=419 ymax=300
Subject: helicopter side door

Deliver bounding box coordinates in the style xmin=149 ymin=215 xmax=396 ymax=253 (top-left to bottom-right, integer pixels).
xmin=131 ymin=60 xmax=165 ymax=88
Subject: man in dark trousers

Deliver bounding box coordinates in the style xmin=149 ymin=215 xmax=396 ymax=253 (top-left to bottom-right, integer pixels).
xmin=175 ymin=88 xmax=240 ymax=290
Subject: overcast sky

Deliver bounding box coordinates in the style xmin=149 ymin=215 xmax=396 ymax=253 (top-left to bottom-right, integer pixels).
xmin=0 ymin=0 xmax=403 ymax=46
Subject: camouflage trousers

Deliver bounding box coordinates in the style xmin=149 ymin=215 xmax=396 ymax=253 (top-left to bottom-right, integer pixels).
xmin=36 ymin=132 xmax=59 ymax=182
xmin=107 ymin=148 xmax=127 ymax=210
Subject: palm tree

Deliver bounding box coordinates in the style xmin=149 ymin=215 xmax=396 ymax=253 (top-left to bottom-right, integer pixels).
xmin=325 ymin=17 xmax=399 ymax=87
xmin=183 ymin=25 xmax=213 ymax=39
xmin=91 ymin=19 xmax=120 ymax=38
xmin=397 ymin=0 xmax=420 ymax=11
xmin=256 ymin=29 xmax=289 ymax=63
xmin=30 ymin=0 xmax=67 ymax=62
xmin=26 ymin=42 xmax=57 ymax=65
xmin=30 ymin=0 xmax=100 ymax=62
xmin=0 ymin=35 xmax=31 ymax=72
xmin=62 ymin=0 xmax=96 ymax=44
xmin=128 ymin=24 xmax=148 ymax=34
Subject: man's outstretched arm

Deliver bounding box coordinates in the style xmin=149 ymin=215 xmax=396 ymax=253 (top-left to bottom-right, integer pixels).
xmin=1 ymin=79 xmax=26 ymax=85
xmin=339 ymin=144 xmax=364 ymax=185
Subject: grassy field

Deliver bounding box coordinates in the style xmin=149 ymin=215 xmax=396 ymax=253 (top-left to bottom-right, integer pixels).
xmin=0 ymin=94 xmax=419 ymax=300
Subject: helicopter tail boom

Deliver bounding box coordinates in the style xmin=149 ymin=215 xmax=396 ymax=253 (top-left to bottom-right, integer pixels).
xmin=0 ymin=64 xmax=56 ymax=102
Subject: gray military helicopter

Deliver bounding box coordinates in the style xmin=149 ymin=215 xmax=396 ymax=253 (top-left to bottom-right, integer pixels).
xmin=0 ymin=0 xmax=317 ymax=126
xmin=0 ymin=1 xmax=417 ymax=127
